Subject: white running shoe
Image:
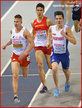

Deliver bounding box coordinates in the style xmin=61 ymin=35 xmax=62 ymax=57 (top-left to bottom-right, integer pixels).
xmin=14 ymin=96 xmax=20 ymax=103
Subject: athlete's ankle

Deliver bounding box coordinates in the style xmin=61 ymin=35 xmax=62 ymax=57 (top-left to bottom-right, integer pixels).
xmin=14 ymin=94 xmax=18 ymax=97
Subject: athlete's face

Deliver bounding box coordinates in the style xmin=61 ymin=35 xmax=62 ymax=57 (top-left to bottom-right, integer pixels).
xmin=14 ymin=18 xmax=22 ymax=29
xmin=55 ymin=15 xmax=64 ymax=26
xmin=36 ymin=7 xmax=44 ymax=18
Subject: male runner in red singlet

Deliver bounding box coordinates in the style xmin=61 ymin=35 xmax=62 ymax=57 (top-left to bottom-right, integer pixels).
xmin=31 ymin=3 xmax=54 ymax=93
xmin=2 ymin=14 xmax=34 ymax=103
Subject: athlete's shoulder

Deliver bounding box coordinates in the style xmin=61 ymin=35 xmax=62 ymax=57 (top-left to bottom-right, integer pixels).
xmin=24 ymin=28 xmax=29 ymax=34
xmin=46 ymin=17 xmax=53 ymax=23
xmin=10 ymin=29 xmax=12 ymax=34
xmin=65 ymin=25 xmax=71 ymax=29
xmin=65 ymin=25 xmax=71 ymax=33
xmin=33 ymin=18 xmax=37 ymax=22
xmin=10 ymin=28 xmax=15 ymax=34
xmin=48 ymin=25 xmax=56 ymax=32
xmin=46 ymin=17 xmax=54 ymax=27
xmin=31 ymin=18 xmax=37 ymax=26
xmin=50 ymin=24 xmax=56 ymax=29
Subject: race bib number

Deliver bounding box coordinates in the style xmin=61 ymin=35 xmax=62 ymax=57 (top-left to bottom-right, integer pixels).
xmin=36 ymin=30 xmax=47 ymax=41
xmin=13 ymin=44 xmax=23 ymax=48
xmin=54 ymin=44 xmax=66 ymax=54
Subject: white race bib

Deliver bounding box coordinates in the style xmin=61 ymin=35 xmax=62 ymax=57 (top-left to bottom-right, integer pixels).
xmin=53 ymin=43 xmax=66 ymax=54
xmin=36 ymin=30 xmax=47 ymax=41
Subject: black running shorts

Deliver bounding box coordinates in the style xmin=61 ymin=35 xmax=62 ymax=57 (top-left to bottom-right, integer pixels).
xmin=72 ymin=7 xmax=81 ymax=21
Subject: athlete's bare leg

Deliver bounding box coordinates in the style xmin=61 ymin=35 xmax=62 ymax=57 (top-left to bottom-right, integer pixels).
xmin=35 ymin=50 xmax=46 ymax=86
xmin=61 ymin=1 xmax=71 ymax=25
xmin=12 ymin=62 xmax=20 ymax=97
xmin=21 ymin=66 xmax=29 ymax=78
xmin=52 ymin=62 xmax=59 ymax=88
xmin=63 ymin=69 xmax=70 ymax=83
xmin=66 ymin=5 xmax=71 ymax=25
xmin=45 ymin=54 xmax=52 ymax=69
xmin=74 ymin=20 xmax=80 ymax=32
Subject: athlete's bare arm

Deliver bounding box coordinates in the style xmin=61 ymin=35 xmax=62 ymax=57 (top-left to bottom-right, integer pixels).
xmin=31 ymin=21 xmax=34 ymax=40
xmin=18 ymin=29 xmax=34 ymax=60
xmin=60 ymin=26 xmax=77 ymax=44
xmin=46 ymin=18 xmax=54 ymax=27
xmin=2 ymin=30 xmax=12 ymax=49
xmin=46 ymin=26 xmax=52 ymax=49
xmin=24 ymin=29 xmax=34 ymax=54
xmin=46 ymin=18 xmax=54 ymax=48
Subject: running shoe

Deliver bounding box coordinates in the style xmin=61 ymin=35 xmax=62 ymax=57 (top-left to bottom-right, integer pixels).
xmin=54 ymin=88 xmax=59 ymax=98
xmin=65 ymin=82 xmax=70 ymax=92
xmin=40 ymin=86 xmax=48 ymax=93
xmin=14 ymin=96 xmax=20 ymax=103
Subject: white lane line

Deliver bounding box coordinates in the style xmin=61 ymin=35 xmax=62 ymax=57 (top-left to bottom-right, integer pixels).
xmin=1 ymin=72 xmax=81 ymax=77
xmin=1 ymin=1 xmax=19 ymax=22
xmin=44 ymin=1 xmax=54 ymax=14
xmin=1 ymin=59 xmax=11 ymax=76
xmin=78 ymin=101 xmax=81 ymax=107
xmin=28 ymin=69 xmax=51 ymax=107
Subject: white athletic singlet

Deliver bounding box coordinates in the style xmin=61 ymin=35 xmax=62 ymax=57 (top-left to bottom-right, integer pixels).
xmin=11 ymin=27 xmax=29 ymax=55
xmin=51 ymin=25 xmax=68 ymax=54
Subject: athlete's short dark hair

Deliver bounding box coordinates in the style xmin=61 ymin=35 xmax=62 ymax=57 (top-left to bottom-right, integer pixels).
xmin=36 ymin=3 xmax=45 ymax=10
xmin=54 ymin=11 xmax=64 ymax=19
xmin=14 ymin=14 xmax=22 ymax=19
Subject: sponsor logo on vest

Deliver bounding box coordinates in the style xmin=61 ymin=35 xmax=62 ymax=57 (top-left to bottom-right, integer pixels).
xmin=53 ymin=37 xmax=64 ymax=40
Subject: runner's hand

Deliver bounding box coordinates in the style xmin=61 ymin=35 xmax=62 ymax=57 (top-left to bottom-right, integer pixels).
xmin=60 ymin=30 xmax=66 ymax=37
xmin=18 ymin=53 xmax=26 ymax=60
xmin=2 ymin=45 xmax=6 ymax=49
xmin=46 ymin=42 xmax=50 ymax=49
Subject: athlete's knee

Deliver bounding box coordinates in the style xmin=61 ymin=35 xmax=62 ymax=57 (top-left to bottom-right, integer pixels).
xmin=23 ymin=74 xmax=28 ymax=78
xmin=13 ymin=74 xmax=19 ymax=80
xmin=75 ymin=26 xmax=79 ymax=32
xmin=74 ymin=21 xmax=80 ymax=32
xmin=63 ymin=69 xmax=69 ymax=73
xmin=49 ymin=66 xmax=52 ymax=69
xmin=23 ymin=72 xmax=28 ymax=78
xmin=38 ymin=62 xmax=43 ymax=70
xmin=52 ymin=66 xmax=58 ymax=73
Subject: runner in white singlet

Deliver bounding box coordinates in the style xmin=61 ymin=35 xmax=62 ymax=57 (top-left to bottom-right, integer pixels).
xmin=2 ymin=14 xmax=34 ymax=103
xmin=46 ymin=11 xmax=76 ymax=97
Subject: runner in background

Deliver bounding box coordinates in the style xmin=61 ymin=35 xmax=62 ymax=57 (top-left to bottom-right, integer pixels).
xmin=67 ymin=0 xmax=81 ymax=32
